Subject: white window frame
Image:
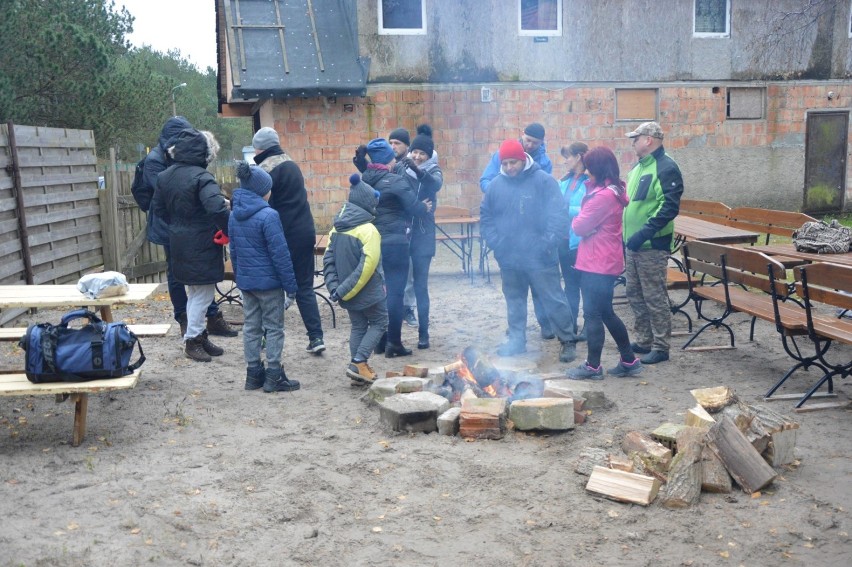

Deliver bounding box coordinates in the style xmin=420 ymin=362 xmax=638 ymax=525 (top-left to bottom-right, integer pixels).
xmin=378 ymin=0 xmax=427 ymax=36
xmin=518 ymin=0 xmax=563 ymax=37
xmin=693 ymin=0 xmax=730 ymax=38
xmin=848 ymin=1 xmax=852 ymax=38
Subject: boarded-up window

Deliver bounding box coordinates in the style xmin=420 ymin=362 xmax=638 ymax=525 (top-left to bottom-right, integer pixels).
xmin=727 ymin=88 xmax=765 ymax=119
xmin=616 ymin=89 xmax=657 ymax=122
xmin=378 ymin=0 xmax=426 ymax=35
xmin=519 ymin=0 xmax=562 ymax=36
xmin=694 ymin=0 xmax=730 ymax=37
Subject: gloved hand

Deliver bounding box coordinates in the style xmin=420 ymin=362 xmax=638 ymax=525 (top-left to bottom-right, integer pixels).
xmin=213 ymin=230 xmax=229 ymax=246
xmin=329 ymin=291 xmax=341 ymax=303
xmin=353 ymin=145 xmax=368 ymax=173
xmin=400 ymin=157 xmax=422 ymax=177
xmin=283 ymin=292 xmax=293 ymax=310
xmin=626 ymin=230 xmax=650 ymax=252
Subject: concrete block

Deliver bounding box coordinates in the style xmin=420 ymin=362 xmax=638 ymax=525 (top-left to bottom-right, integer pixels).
xmin=395 ymin=378 xmax=428 ymax=394
xmin=543 ymin=380 xmax=609 ymax=409
xmin=367 ymin=378 xmax=404 ymax=403
xmin=437 ymin=407 xmax=461 ymax=436
xmin=378 ymin=392 xmax=451 ymax=433
xmin=509 ymin=397 xmax=575 ymax=431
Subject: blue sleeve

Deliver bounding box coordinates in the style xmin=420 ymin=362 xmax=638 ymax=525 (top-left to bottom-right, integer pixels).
xmin=264 ymin=214 xmax=298 ymax=293
xmin=479 ymin=151 xmax=500 ymax=192
xmin=540 ymin=153 xmax=553 ymax=174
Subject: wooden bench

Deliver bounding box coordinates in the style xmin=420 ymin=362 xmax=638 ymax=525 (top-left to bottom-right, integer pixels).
xmin=0 ymin=370 xmax=142 ymax=446
xmin=765 ymin=262 xmax=852 ymax=409
xmin=726 ymin=207 xmax=817 ymax=246
xmin=679 ymin=199 xmax=731 ymax=224
xmin=0 ymin=324 xmax=171 ymax=341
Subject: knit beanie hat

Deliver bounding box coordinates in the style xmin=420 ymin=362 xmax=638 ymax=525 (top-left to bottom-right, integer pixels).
xmin=388 ymin=127 xmax=410 ymax=147
xmin=408 ymin=124 xmax=434 ymax=157
xmin=252 ymin=127 xmax=280 ymax=151
xmin=524 ymin=122 xmax=546 ymax=140
xmin=498 ymin=139 xmax=526 ymax=162
xmin=236 ymin=161 xmax=272 ymax=197
xmin=348 ymin=173 xmax=379 ymax=212
xmin=366 ymin=138 xmax=395 ymax=165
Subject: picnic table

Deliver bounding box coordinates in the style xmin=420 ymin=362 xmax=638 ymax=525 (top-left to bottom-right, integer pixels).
xmin=0 ymin=283 xmax=161 ymax=323
xmin=750 ymin=244 xmax=852 ymax=268
xmin=673 ymin=216 xmax=760 ymax=246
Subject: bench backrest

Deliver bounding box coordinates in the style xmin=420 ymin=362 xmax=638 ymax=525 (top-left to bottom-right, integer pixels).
xmin=679 ymin=199 xmax=731 ymax=222
xmin=727 ymin=207 xmax=817 ymax=244
xmin=793 ymin=262 xmax=852 ymax=311
xmin=683 ymin=240 xmax=787 ymax=296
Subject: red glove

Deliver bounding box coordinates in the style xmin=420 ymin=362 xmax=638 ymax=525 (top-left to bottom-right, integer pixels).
xmin=213 ymin=230 xmax=229 ymax=246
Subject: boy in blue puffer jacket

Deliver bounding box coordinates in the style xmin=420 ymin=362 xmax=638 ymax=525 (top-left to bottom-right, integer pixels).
xmin=228 ymin=162 xmax=300 ymax=393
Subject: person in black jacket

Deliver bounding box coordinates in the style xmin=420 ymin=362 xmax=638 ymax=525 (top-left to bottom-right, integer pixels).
xmin=361 ymin=138 xmax=430 ymax=357
xmin=252 ymin=127 xmax=326 ymax=356
xmin=151 ymin=129 xmax=230 ymax=362
xmin=135 ymin=116 xmax=237 ymax=338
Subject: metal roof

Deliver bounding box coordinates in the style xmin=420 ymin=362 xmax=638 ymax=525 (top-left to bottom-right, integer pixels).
xmin=221 ymin=0 xmax=368 ymax=100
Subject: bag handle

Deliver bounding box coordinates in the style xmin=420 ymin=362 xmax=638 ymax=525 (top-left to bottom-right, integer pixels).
xmin=60 ymin=309 xmax=102 ymax=327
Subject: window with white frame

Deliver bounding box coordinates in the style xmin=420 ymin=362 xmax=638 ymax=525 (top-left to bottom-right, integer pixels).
xmin=519 ymin=0 xmax=562 ymax=37
xmin=378 ymin=0 xmax=426 ymax=35
xmin=694 ymin=0 xmax=730 ymax=37
xmin=727 ymin=87 xmax=765 ymax=120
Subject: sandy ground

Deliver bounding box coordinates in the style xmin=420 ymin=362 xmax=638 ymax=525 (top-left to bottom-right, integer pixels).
xmin=1 ymin=248 xmax=851 ymax=567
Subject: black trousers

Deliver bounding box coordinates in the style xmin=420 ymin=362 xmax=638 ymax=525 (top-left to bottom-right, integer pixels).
xmin=382 ymin=242 xmax=410 ymax=344
xmin=578 ymin=270 xmax=633 ymax=367
xmin=288 ymin=233 xmax=323 ymax=340
xmin=411 ymin=254 xmax=432 ymax=336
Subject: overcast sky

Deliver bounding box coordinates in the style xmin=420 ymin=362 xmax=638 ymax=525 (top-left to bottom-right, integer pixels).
xmin=121 ymin=0 xmax=217 ymax=71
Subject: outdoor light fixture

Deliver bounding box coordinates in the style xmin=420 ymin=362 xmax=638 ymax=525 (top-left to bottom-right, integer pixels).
xmin=171 ymin=83 xmax=187 ymax=116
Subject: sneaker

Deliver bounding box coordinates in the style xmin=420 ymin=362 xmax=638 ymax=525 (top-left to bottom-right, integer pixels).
xmin=496 ymin=341 xmax=526 ymax=357
xmin=640 ymin=350 xmax=669 ymax=364
xmin=346 ymin=361 xmax=377 ymax=385
xmin=306 ymin=337 xmax=326 ymax=354
xmin=540 ymin=328 xmax=556 ymax=340
xmin=206 ymin=312 xmax=239 ymax=337
xmin=559 ymin=341 xmax=576 ymax=363
xmin=567 ymin=362 xmax=604 ymax=380
xmin=630 ymin=342 xmax=652 ymax=355
xmin=608 ymin=358 xmax=643 ymax=377
xmin=404 ymin=308 xmax=417 ymax=327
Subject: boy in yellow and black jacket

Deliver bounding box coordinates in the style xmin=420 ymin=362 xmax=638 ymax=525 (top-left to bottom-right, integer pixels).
xmin=323 ymin=174 xmax=388 ymax=385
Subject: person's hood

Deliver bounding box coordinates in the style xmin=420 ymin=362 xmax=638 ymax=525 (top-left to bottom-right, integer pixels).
xmin=333 ymin=202 xmax=375 ymax=232
xmin=158 ymin=116 xmax=192 ymax=149
xmin=499 ymin=154 xmax=537 ymax=178
xmin=231 ymin=188 xmax=271 ymax=221
xmin=589 ymin=180 xmax=629 ymax=208
xmin=167 ymin=128 xmax=208 ymax=167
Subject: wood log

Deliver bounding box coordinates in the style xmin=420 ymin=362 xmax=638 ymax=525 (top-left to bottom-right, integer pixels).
xmin=751 ymin=404 xmax=799 ymax=466
xmin=608 ymin=454 xmax=634 ymax=473
xmin=575 ymin=447 xmax=608 ymax=476
xmin=700 ymin=446 xmax=733 ymax=493
xmin=585 ymin=466 xmax=661 ymax=506
xmin=718 ymin=401 xmax=771 ymax=455
xmin=685 ymin=404 xmax=715 ymax=428
xmin=660 ymin=427 xmax=706 ymax=509
xmin=622 ymin=431 xmax=672 ymax=479
xmin=706 ymin=416 xmax=777 ymax=494
xmin=690 ymin=386 xmax=735 ymax=412
xmin=461 ymin=347 xmax=502 ymax=388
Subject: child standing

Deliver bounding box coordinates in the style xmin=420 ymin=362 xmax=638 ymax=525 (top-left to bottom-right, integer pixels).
xmin=323 ymin=174 xmax=388 ymax=385
xmin=228 ymin=161 xmax=301 ymax=392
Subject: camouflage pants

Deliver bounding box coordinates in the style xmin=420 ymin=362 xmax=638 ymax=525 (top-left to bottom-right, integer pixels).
xmin=625 ymin=249 xmax=671 ymax=352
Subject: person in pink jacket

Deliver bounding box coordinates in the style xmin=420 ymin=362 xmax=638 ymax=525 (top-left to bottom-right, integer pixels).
xmin=567 ymin=147 xmax=642 ymax=380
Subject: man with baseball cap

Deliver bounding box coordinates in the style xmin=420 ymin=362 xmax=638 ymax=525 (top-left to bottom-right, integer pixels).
xmin=622 ymin=121 xmax=684 ymax=365
xmin=480 ymin=139 xmax=577 ymax=364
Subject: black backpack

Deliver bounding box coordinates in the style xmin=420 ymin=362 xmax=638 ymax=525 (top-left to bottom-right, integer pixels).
xmin=130 ymin=157 xmax=150 ymax=211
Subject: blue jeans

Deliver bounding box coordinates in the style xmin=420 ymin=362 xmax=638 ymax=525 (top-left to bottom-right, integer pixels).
xmin=241 ymin=288 xmax=287 ymax=367
xmin=164 ymin=243 xmax=218 ymax=320
xmin=501 ymin=265 xmax=576 ymax=345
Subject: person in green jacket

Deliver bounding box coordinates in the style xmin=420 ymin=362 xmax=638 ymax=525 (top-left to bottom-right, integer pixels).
xmin=623 ymin=122 xmax=684 ymax=365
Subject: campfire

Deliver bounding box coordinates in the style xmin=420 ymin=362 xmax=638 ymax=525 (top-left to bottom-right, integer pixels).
xmin=430 ymin=347 xmax=543 ymax=403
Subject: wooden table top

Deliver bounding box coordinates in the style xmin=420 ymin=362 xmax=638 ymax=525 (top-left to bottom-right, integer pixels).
xmin=0 ymin=283 xmax=160 ymax=309
xmin=751 ymin=244 xmax=852 ymax=267
xmin=435 ymin=216 xmax=479 ymax=225
xmin=674 ymin=216 xmax=759 ymax=245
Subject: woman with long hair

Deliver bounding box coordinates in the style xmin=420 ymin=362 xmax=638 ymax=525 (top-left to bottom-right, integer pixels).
xmin=567 ymin=146 xmax=642 ymax=380
xmin=558 ymin=142 xmax=589 ymax=338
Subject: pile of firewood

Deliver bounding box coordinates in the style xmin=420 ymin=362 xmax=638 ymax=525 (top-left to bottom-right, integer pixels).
xmin=577 ymin=386 xmax=800 ymax=508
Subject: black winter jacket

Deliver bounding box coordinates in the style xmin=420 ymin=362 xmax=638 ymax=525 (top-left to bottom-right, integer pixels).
xmin=362 ymin=165 xmax=423 ymax=247
xmin=404 ymin=156 xmax=443 ymax=257
xmin=254 ymin=146 xmax=316 ymax=246
xmin=142 ymin=116 xmax=192 ymax=245
xmin=151 ymin=129 xmax=230 ymax=285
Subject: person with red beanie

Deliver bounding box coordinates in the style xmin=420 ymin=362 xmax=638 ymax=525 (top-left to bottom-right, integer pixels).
xmin=480 ymin=139 xmax=578 ymax=364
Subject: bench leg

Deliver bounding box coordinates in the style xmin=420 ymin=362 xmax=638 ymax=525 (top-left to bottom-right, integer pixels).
xmin=98 ymin=306 xmax=113 ymax=323
xmin=71 ymin=393 xmax=88 ymax=447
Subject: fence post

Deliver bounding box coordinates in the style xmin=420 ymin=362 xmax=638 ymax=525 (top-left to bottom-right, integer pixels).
xmin=99 ymin=148 xmax=122 ymax=271
xmin=6 ymin=121 xmax=34 ymax=284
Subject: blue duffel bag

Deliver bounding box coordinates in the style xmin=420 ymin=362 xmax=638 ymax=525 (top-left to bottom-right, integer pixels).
xmin=19 ymin=309 xmax=145 ymax=383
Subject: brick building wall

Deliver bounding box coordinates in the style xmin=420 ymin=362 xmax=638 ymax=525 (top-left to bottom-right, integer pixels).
xmin=262 ymin=81 xmax=851 ymax=230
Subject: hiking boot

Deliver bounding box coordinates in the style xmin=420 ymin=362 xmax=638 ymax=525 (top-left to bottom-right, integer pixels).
xmin=559 ymin=341 xmax=577 ymax=363
xmin=404 ymin=308 xmax=417 ymax=327
xmin=385 ymin=342 xmax=412 ymax=358
xmin=207 ymin=312 xmax=239 ymax=337
xmin=200 ymin=330 xmax=224 ymax=357
xmin=184 ymin=336 xmax=211 ymax=362
xmin=496 ymin=340 xmax=526 ymax=357
xmin=245 ymin=364 xmax=265 ymax=390
xmin=177 ymin=312 xmax=187 ymax=337
xmin=630 ymin=342 xmax=652 ymax=355
xmin=346 ymin=361 xmax=377 ymax=385
xmin=567 ymin=362 xmax=604 ymax=380
xmin=263 ymin=365 xmax=300 ymax=393
xmin=608 ymin=358 xmax=643 ymax=377
xmin=306 ymin=337 xmax=326 ymax=354
xmin=640 ymin=350 xmax=669 ymax=365
xmin=540 ymin=328 xmax=556 ymax=340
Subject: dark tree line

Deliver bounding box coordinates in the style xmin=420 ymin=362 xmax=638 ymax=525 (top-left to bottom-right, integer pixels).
xmin=0 ymin=0 xmax=250 ymax=161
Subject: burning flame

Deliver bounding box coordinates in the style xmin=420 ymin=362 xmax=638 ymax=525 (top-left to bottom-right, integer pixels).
xmin=456 ymin=360 xmax=498 ymax=398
